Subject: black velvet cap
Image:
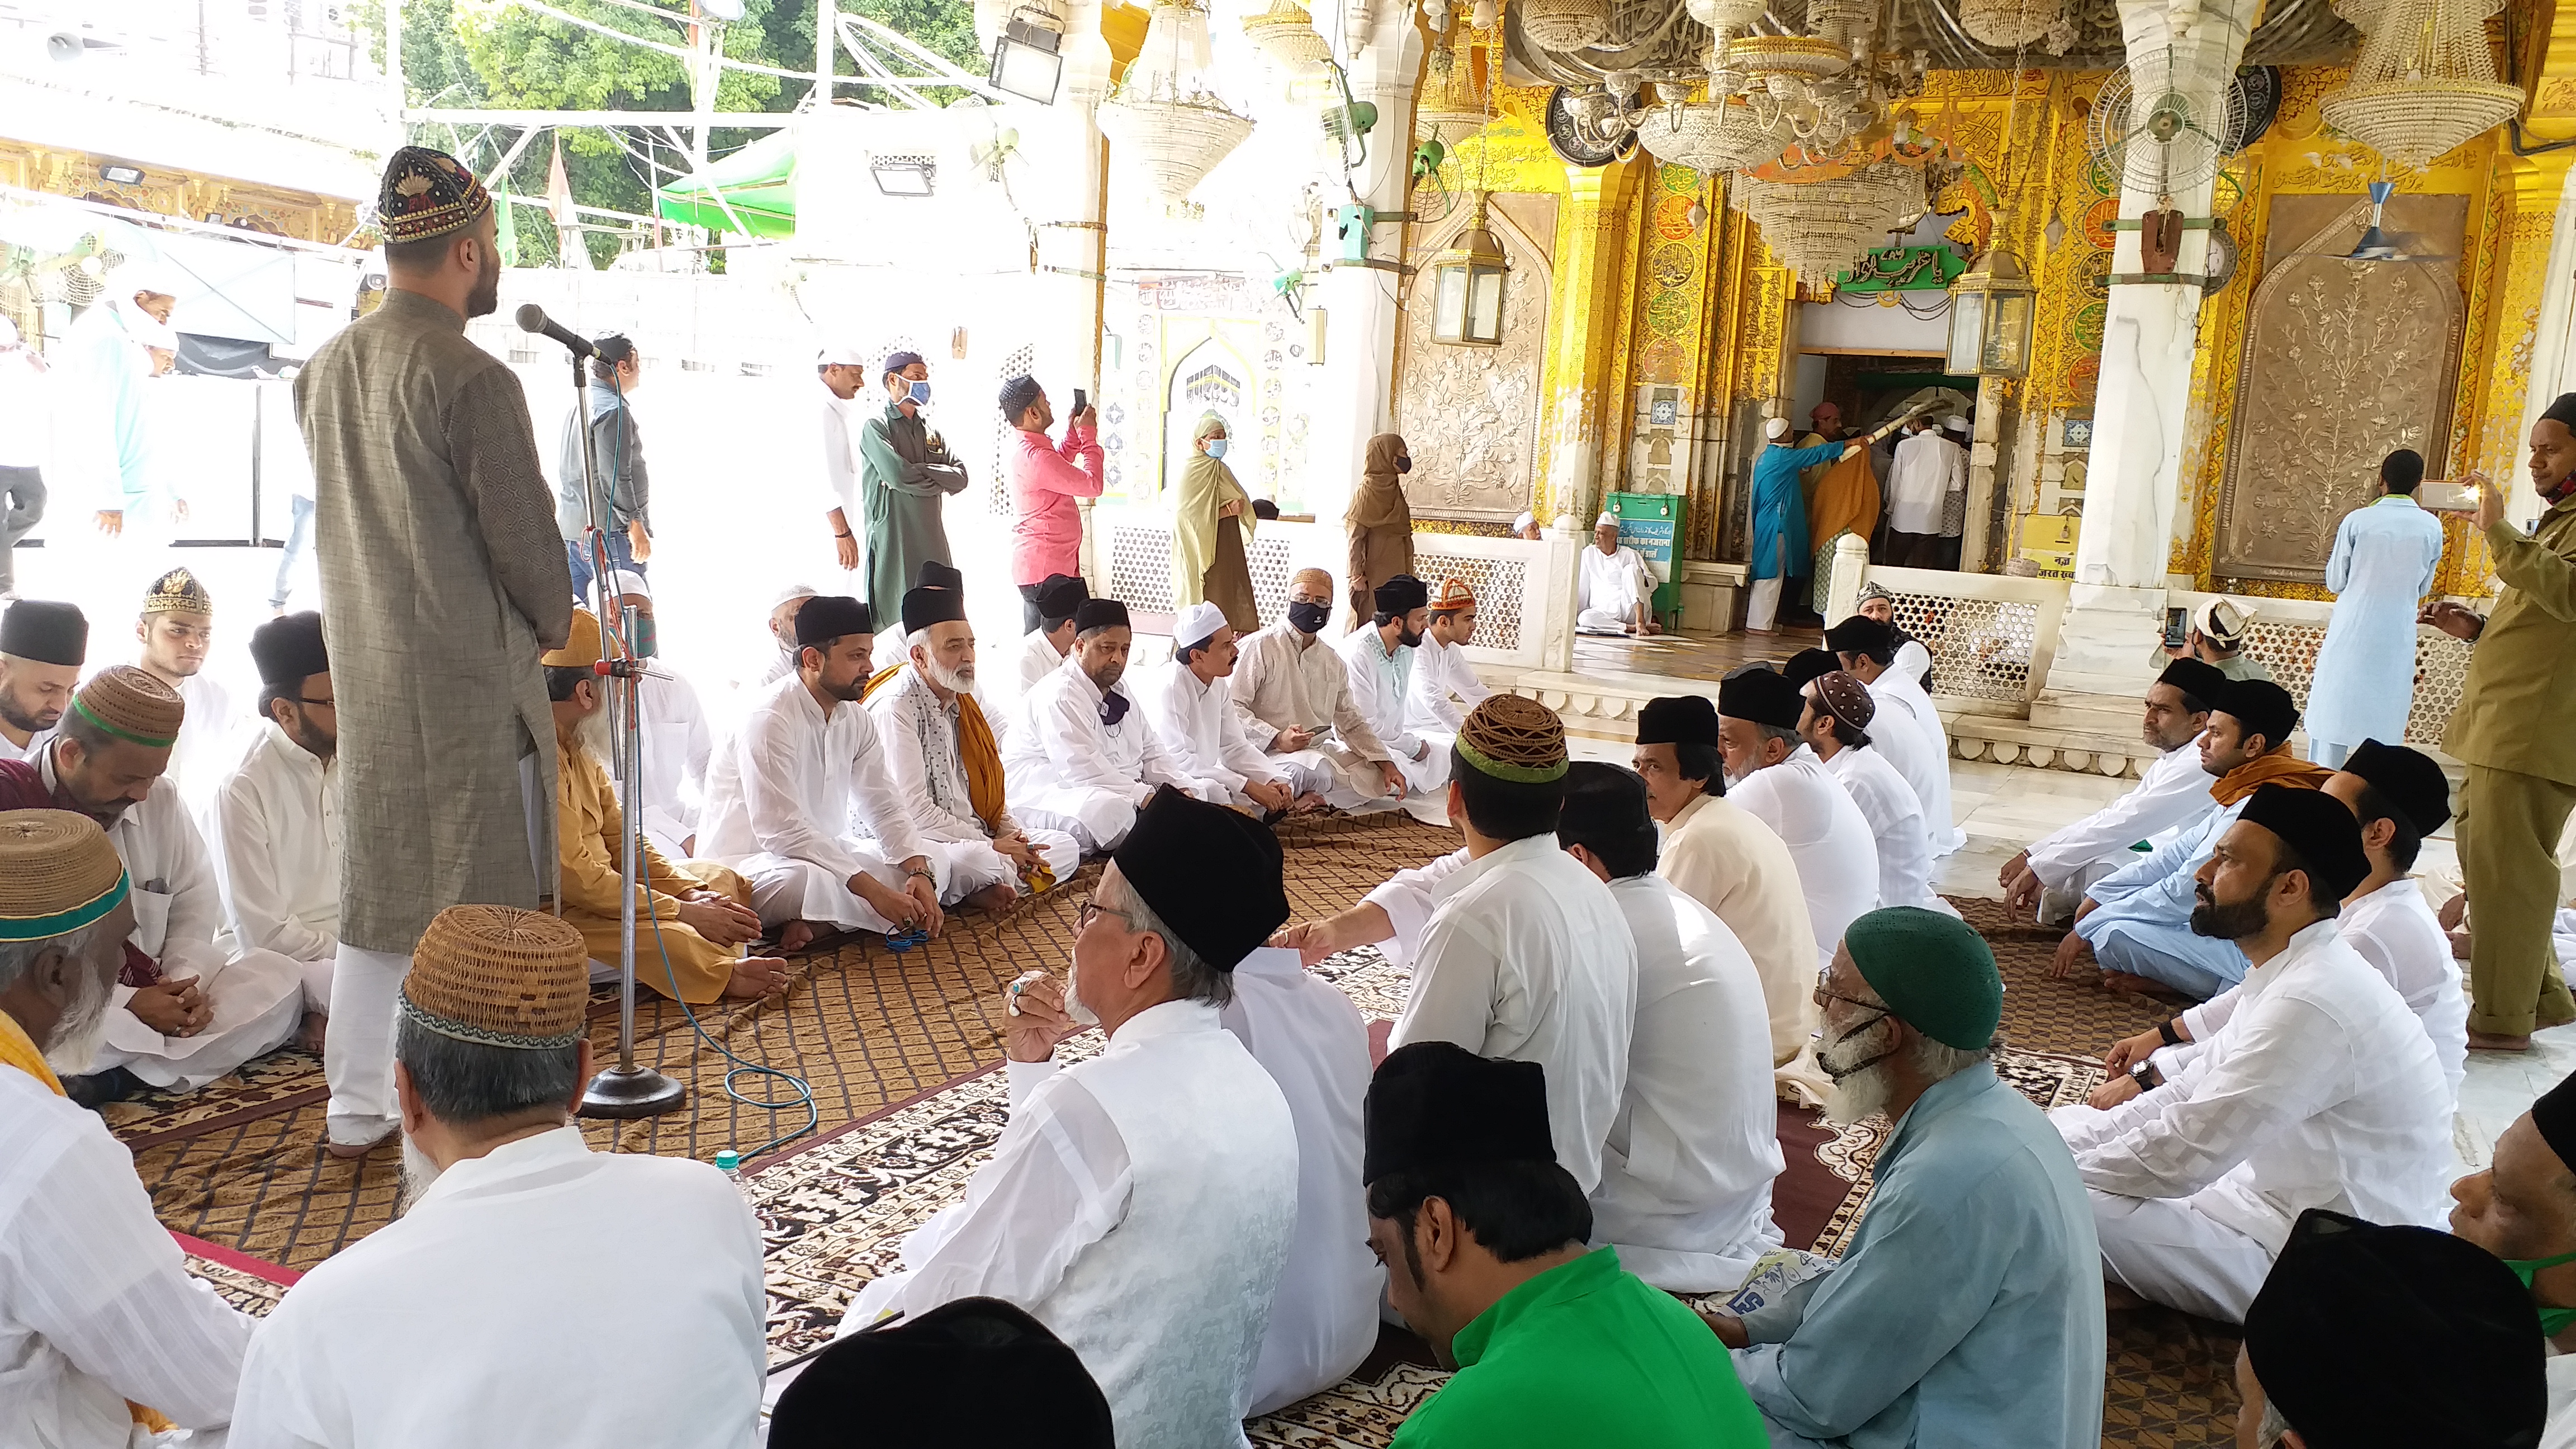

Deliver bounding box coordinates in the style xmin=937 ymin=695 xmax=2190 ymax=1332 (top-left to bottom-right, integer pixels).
xmin=1035 ymin=574 xmax=1089 ymax=625
xmin=2156 ymin=657 xmax=2229 ymax=710
xmin=795 ymin=595 xmax=874 ymax=647
xmin=1717 ymin=668 xmax=1803 ymax=730
xmin=249 ymin=611 xmax=328 ymax=688
xmin=2213 ymin=677 xmax=2300 ymax=752
xmin=2532 ymin=1068 xmax=2576 ymax=1173
xmin=1112 ymin=785 xmax=1287 ymax=971
xmin=901 ymin=586 xmax=967 ymax=637
xmin=1363 ymin=1041 xmax=1554 ymax=1185
xmin=1635 ymin=694 xmax=1720 ymax=747
xmin=768 ymin=1296 xmax=1114 ymax=1449
xmin=1373 ymin=574 xmax=1429 ymax=616
xmin=0 ymin=599 xmax=86 ymax=666
xmin=2341 ymin=738 xmax=2453 ymax=835
xmin=1072 ymin=598 xmax=1129 ymax=634
xmin=1823 ymin=615 xmax=1897 ymax=662
xmin=1781 ymin=648 xmax=1840 ymax=691
xmin=2237 ymin=783 xmax=2373 ymax=903
xmin=916 ymin=558 xmax=963 ymax=591
xmin=2542 ymin=392 xmax=2576 ymax=430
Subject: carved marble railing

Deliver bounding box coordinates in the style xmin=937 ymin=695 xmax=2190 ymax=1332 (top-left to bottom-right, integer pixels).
xmin=2166 ymin=590 xmax=2473 ymax=750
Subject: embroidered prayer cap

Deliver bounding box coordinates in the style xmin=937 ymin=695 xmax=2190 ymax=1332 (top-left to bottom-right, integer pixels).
xmin=2237 ymin=783 xmax=2373 ymax=904
xmin=605 ymin=568 xmax=651 ymax=600
xmin=768 ymin=1296 xmax=1114 ymax=1449
xmin=1763 ymin=416 xmax=1791 ymax=441
xmin=1035 ymin=574 xmax=1089 ymax=624
xmin=1457 ymin=694 xmax=1568 ymax=784
xmin=1813 ymin=670 xmax=1876 ymax=732
xmin=1781 ymin=647 xmax=1840 ymax=691
xmin=0 ymin=809 xmax=130 ymax=943
xmin=795 ymin=595 xmax=874 ymax=647
xmin=1112 ymin=785 xmax=1287 ymax=970
xmin=2213 ymin=677 xmax=2300 ymax=752
xmin=2192 ymin=597 xmax=2254 ymax=646
xmin=1844 ymin=907 xmax=2002 ymax=1049
xmin=1855 ymin=580 xmax=1895 ymax=605
xmin=73 ymin=666 xmax=183 ymax=750
xmin=1635 ymin=694 xmax=1719 ymax=749
xmin=901 ymin=585 xmax=968 ymax=636
xmin=399 ymin=905 xmax=590 ymax=1051
xmin=816 ymin=340 xmax=870 ymax=368
xmin=1822 ymin=614 xmax=1896 ymax=661
xmin=0 ymin=599 xmax=86 ymax=666
xmin=541 ymin=608 xmax=604 ymax=669
xmin=1372 ymin=574 xmax=1428 ymax=617
xmin=2245 ymin=1209 xmax=2545 ymax=1449
xmin=1716 ymin=668 xmax=1802 ymax=731
xmin=2155 ymin=657 xmax=2229 ymax=710
xmin=1172 ymin=600 xmax=1228 ymax=650
xmin=916 ymin=558 xmax=964 ymax=592
xmin=2340 ymin=738 xmax=2454 ymax=835
xmin=141 ymin=567 xmax=213 ymax=619
xmin=2532 ymin=1068 xmax=2576 ymax=1171
xmin=1363 ymin=1040 xmax=1554 ymax=1185
xmin=1429 ymin=576 xmax=1474 ymax=612
xmin=1073 ymin=598 xmax=1129 ymax=635
xmin=1511 ymin=510 xmax=1536 ymax=533
xmin=249 ymin=611 xmax=328 ymax=689
xmin=769 ymin=581 xmax=821 ymax=610
xmin=376 ymin=145 xmax=492 ymax=244
xmin=2544 ymin=392 xmax=2576 ymax=431
xmin=996 ymin=373 xmax=1042 ymax=418
xmin=882 ymin=350 xmax=925 ymax=378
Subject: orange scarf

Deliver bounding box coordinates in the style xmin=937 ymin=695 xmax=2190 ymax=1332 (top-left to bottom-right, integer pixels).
xmin=0 ymin=1010 xmax=174 ymax=1433
xmin=2210 ymin=748 xmax=2334 ymax=806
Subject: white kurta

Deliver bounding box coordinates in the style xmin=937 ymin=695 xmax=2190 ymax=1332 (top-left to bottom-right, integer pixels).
xmin=1016 ymin=627 xmax=1069 ymax=696
xmin=0 ymin=1062 xmax=253 ymax=1447
xmin=816 ymin=389 xmax=864 ymax=581
xmin=1655 ymin=791 xmax=1820 ymax=1082
xmin=212 ymin=720 xmax=340 ymax=1012
xmin=620 ymin=667 xmax=711 ymax=861
xmin=1595 ymin=875 xmax=1785 ymax=1294
xmin=1728 ymin=750 xmax=1881 ymax=968
xmin=2307 ymin=495 xmax=2445 ymax=751
xmin=1868 ymin=669 xmax=1964 ymax=854
xmin=1394 ymin=834 xmax=1638 ymax=1194
xmin=1228 ymin=622 xmax=1395 ymax=806
xmin=68 ymin=751 xmax=303 ymax=1091
xmin=845 ymin=1001 xmax=1300 ymax=1449
xmin=1219 ymin=949 xmax=1381 ymax=1415
xmin=698 ymin=671 xmax=934 ymax=930
xmin=1819 ymin=741 xmax=1942 ymax=914
xmin=1138 ymin=659 xmax=1287 ymax=808
xmin=864 ymin=664 xmax=1078 ymax=892
xmin=1001 ymin=656 xmax=1195 ymax=851
xmin=1885 ymin=430 xmax=1966 ymax=536
xmin=0 ymin=727 xmax=46 ymax=763
xmin=1403 ymin=634 xmax=1490 ymax=736
xmin=2023 ymin=739 xmax=2216 ymax=893
xmin=2052 ymin=918 xmax=2454 ymax=1322
xmin=229 ymin=1127 xmax=766 ymax=1448
xmin=1334 ymin=628 xmax=1446 ymax=794
xmin=1578 ymin=544 xmax=1654 ymax=632
xmin=165 ymin=670 xmax=244 ymax=817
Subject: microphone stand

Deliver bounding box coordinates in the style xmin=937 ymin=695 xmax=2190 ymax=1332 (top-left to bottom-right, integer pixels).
xmin=565 ymin=347 xmax=685 ymax=1121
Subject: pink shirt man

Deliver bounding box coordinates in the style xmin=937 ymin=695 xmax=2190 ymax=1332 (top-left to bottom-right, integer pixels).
xmin=1008 ymin=422 xmax=1106 ymax=586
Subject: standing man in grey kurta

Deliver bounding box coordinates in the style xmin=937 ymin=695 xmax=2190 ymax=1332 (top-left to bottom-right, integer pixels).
xmin=858 ymin=351 xmax=969 ymax=632
xmin=292 ymin=146 xmax=574 ymax=1154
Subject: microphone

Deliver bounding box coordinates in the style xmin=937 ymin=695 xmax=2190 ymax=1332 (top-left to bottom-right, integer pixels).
xmin=515 ymin=302 xmax=595 ymax=359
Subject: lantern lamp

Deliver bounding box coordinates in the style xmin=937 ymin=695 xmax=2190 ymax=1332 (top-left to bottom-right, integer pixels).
xmin=988 ymin=6 xmax=1067 ymax=105
xmin=1431 ymin=193 xmax=1509 ymax=347
xmin=1945 ymin=231 xmax=2036 ymax=378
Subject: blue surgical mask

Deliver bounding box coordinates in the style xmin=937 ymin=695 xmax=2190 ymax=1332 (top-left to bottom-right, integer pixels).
xmin=631 ymin=615 xmax=659 ymax=659
xmin=906 ymin=379 xmax=931 ymax=406
xmin=1205 ymin=438 xmax=1229 ymax=460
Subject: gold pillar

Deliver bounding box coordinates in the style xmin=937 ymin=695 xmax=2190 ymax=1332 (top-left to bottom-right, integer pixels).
xmin=1535 ymin=154 xmax=1642 ymax=524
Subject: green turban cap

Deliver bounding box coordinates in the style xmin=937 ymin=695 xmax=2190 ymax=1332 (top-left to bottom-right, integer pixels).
xmin=1845 ymin=907 xmax=2002 ymax=1050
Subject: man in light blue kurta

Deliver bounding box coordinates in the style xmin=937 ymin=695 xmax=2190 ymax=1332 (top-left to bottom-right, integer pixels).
xmin=1708 ymin=907 xmax=2103 ymax=1449
xmin=1746 ymin=418 xmax=1854 ymax=632
xmin=2305 ymin=451 xmax=2446 ymax=769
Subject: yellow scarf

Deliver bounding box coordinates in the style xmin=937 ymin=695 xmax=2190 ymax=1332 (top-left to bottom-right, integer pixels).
xmin=2211 ymin=748 xmax=2335 ymax=806
xmin=0 ymin=1009 xmax=174 ymax=1433
xmin=860 ymin=666 xmax=1053 ymax=892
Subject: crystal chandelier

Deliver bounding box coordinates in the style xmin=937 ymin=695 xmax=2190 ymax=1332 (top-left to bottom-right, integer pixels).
xmin=1242 ymin=0 xmax=1334 ymax=79
xmin=2319 ymin=0 xmax=2526 ymax=169
xmin=1633 ymin=96 xmax=1783 ymax=174
xmin=1097 ymin=0 xmax=1256 ymax=202
xmin=1732 ymin=160 xmax=1926 ymax=281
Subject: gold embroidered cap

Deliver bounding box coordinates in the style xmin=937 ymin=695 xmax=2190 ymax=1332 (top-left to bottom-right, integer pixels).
xmin=1456 ymin=694 xmax=1568 ymax=784
xmin=398 ymin=905 xmax=591 ymax=1050
xmin=0 ymin=809 xmax=130 ymax=941
xmin=142 ymin=568 xmax=213 ymax=618
xmin=541 ymin=608 xmax=604 ymax=669
xmin=1429 ymin=576 xmax=1475 ymax=612
xmin=72 ymin=666 xmax=184 ymax=750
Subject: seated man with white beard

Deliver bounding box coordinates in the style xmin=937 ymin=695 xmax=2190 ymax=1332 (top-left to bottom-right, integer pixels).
xmin=757 ymin=583 xmax=818 ymax=688
xmin=1702 ymin=908 xmax=2105 ymax=1449
xmin=2051 ymin=785 xmax=2453 ymax=1324
xmin=1002 ymin=598 xmax=1196 ymax=854
xmin=1783 ymin=653 xmax=1944 ymax=915
xmin=841 ymin=788 xmax=1301 ymax=1449
xmin=1229 ymin=568 xmax=1404 ymax=808
xmin=215 ymin=610 xmax=343 ymax=1043
xmin=1715 ymin=667 xmax=1879 ymax=970
xmin=0 ymin=809 xmax=254 ymax=1446
xmin=697 ymin=595 xmax=945 ymax=948
xmin=1140 ymin=601 xmax=1309 ymax=817
xmin=865 ymin=583 xmax=1078 ymax=902
xmin=230 ymin=906 xmax=767 ymax=1447
xmin=1555 ymin=762 xmax=1783 ymax=1293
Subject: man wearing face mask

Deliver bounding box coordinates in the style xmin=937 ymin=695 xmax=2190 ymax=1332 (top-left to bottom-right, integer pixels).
xmin=856 ymin=352 xmax=969 ymax=636
xmin=1337 ymin=574 xmax=1447 ymax=796
xmin=1347 ymin=433 xmax=1417 ymax=625
xmin=1228 ymin=568 xmax=1404 ymax=808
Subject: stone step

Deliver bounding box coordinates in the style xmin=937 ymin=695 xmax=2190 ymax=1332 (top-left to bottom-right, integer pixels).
xmin=1947 ymin=713 xmax=2159 ymax=779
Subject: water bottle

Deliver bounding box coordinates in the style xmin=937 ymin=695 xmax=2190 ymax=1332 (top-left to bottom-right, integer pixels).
xmin=715 ymin=1149 xmax=743 ymax=1193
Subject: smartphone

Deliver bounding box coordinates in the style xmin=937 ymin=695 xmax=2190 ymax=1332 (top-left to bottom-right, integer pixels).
xmin=2162 ymin=607 xmax=2189 ymax=651
xmin=1072 ymin=387 xmax=1089 ymax=416
xmin=2418 ymin=481 xmax=2476 ymax=512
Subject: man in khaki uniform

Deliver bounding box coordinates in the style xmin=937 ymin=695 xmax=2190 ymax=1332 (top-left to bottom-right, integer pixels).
xmin=2428 ymin=392 xmax=2576 ymax=1050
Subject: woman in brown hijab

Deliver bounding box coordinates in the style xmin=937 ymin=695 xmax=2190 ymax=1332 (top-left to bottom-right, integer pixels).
xmin=1347 ymin=432 xmax=1415 ymax=622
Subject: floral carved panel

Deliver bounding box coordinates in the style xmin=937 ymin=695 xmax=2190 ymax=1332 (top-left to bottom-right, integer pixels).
xmin=2215 ymin=194 xmax=2467 ymax=584
xmin=1394 ymin=201 xmax=1554 ymax=522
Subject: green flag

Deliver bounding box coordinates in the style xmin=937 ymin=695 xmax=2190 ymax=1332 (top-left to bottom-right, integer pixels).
xmin=493 ymin=183 xmax=520 ymax=267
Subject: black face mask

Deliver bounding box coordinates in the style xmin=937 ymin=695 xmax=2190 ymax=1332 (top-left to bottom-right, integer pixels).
xmin=1286 ymin=600 xmax=1332 ymax=634
xmin=1395 ymin=456 xmax=1412 ymax=473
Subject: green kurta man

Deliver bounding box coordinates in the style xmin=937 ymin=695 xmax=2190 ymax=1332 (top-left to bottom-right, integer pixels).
xmin=1365 ymin=1041 xmax=1766 ymax=1448
xmin=858 ymin=351 xmax=970 ymax=632
xmin=2428 ymin=394 xmax=2576 ymax=1049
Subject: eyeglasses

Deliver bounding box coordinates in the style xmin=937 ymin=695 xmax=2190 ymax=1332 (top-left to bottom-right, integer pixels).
xmin=1813 ymin=985 xmax=1880 ymax=1012
xmin=297 ymin=697 xmax=336 ymax=709
xmin=1076 ymin=898 xmax=1140 ymax=933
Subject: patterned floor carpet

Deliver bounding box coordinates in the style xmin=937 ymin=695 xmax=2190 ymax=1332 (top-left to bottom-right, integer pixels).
xmin=145 ymin=816 xmax=2247 ymax=1443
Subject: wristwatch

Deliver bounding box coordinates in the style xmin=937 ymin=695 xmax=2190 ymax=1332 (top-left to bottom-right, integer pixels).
xmin=2132 ymin=1063 xmax=2161 ymax=1093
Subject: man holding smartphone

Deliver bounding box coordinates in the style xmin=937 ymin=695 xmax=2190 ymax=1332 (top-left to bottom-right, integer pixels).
xmin=1000 ymin=373 xmax=1104 ymax=633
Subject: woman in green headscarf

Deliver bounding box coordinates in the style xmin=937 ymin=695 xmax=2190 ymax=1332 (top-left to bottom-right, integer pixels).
xmin=1172 ymin=411 xmax=1258 ymax=632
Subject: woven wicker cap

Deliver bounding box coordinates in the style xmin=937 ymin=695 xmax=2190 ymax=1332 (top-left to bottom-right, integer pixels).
xmin=400 ymin=905 xmax=590 ymax=1050
xmin=1458 ymin=694 xmax=1568 ymax=783
xmin=0 ymin=809 xmax=130 ymax=941
xmin=74 ymin=666 xmax=184 ymax=750
xmin=541 ymin=608 xmax=604 ymax=669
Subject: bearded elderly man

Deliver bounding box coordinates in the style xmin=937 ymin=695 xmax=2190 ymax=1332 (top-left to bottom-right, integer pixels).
xmin=1140 ymin=600 xmax=1309 ymax=817
xmin=213 ymin=611 xmax=343 ymax=1036
xmin=1716 ymin=667 xmax=1879 ymax=970
xmin=1704 ymin=908 xmax=2104 ymax=1449
xmin=3 ymin=668 xmax=304 ymax=1101
xmin=1229 ymin=568 xmax=1404 ymax=808
xmin=2052 ymin=786 xmax=2453 ymax=1323
xmin=2002 ymin=657 xmax=2227 ymax=926
xmin=697 ymin=595 xmax=944 ymax=947
xmin=0 ymin=810 xmax=255 ymax=1447
xmin=230 ymin=906 xmax=768 ymax=1448
xmin=865 ymin=583 xmax=1078 ymax=903
xmin=1002 ymin=598 xmax=1197 ymax=853
xmin=0 ymin=599 xmax=83 ymax=763
xmin=841 ymin=788 xmax=1300 ymax=1449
